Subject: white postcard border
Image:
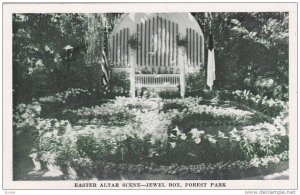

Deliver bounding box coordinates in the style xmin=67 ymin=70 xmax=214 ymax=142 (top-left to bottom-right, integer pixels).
xmin=2 ymin=2 xmax=298 ymax=190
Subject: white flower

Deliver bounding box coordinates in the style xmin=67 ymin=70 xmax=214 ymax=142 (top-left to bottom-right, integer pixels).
xmin=65 ymin=123 xmax=72 ymax=131
xmin=199 ymin=130 xmax=205 ymax=135
xmin=180 ymin=133 xmax=187 ymax=140
xmin=54 ymin=122 xmax=60 ymax=128
xmin=169 ymin=133 xmax=177 ymax=138
xmin=173 ymin=126 xmax=181 ymax=134
xmin=235 ymin=135 xmax=241 ymax=141
xmin=229 ymin=128 xmax=238 ymax=135
xmin=246 ymin=132 xmax=257 ymax=143
xmin=250 ymin=157 xmax=260 ymax=167
xmin=261 ymin=158 xmax=269 ymax=166
xmin=272 ymin=156 xmax=281 ymax=164
xmin=170 ymin=142 xmax=176 ymax=148
xmin=218 ymin=131 xmax=228 ymax=139
xmin=190 ymin=128 xmax=205 ymax=139
xmin=278 ymin=129 xmax=287 ymax=137
xmin=36 ymin=124 xmax=41 ymax=130
xmin=149 ymin=138 xmax=156 ymax=145
xmin=208 ymin=137 xmax=217 ymax=144
xmin=194 ymin=137 xmax=201 ymax=144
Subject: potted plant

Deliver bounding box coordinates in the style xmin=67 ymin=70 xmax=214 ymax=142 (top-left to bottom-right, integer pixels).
xmin=128 ymin=33 xmax=140 ymax=50
xmin=176 ymin=34 xmax=188 ymax=47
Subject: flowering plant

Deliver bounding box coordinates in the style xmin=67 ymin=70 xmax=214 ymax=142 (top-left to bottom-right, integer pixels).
xmin=38 ymin=88 xmax=91 ymax=103
xmin=13 ymin=93 xmax=288 ymax=178
xmin=128 ymin=33 xmax=141 ymax=50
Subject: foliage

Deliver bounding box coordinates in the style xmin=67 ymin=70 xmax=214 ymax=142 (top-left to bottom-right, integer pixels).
xmin=13 ymin=13 xmax=121 ymax=104
xmin=158 ymin=89 xmax=181 ymax=99
xmin=39 ymin=88 xmax=97 ymax=118
xmin=221 ymin=90 xmax=287 ymax=118
xmin=13 ymin=13 xmax=88 ymax=103
xmin=74 ymin=151 xmax=288 ymax=179
xmin=14 ymin=93 xmax=288 ymax=173
xmin=128 ymin=33 xmax=140 ymax=50
xmin=186 ymin=71 xmax=207 ymax=96
xmin=162 ymin=97 xmax=269 ymax=131
xmin=38 ymin=88 xmax=91 ymax=104
xmin=85 ymin=14 xmax=104 ymax=67
xmin=176 ymin=34 xmax=188 ymax=47
xmin=13 ymin=88 xmax=95 ymax=131
xmin=85 ymin=14 xmax=105 ymax=93
xmin=13 ymin=12 xmax=289 ymax=105
xmin=254 ymin=77 xmax=288 ymax=100
xmin=26 ymin=116 xmax=288 ymax=167
xmin=63 ymin=96 xmax=162 ymax=125
xmin=106 ymin=72 xmax=130 ymax=98
xmin=192 ymin=12 xmax=288 ymax=99
xmin=13 ymin=101 xmax=42 ymax=130
xmin=187 ymin=89 xmax=287 ymax=118
xmin=237 ymin=122 xmax=288 ymax=158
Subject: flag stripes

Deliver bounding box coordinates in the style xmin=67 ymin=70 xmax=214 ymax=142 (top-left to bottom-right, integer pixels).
xmin=101 ymin=50 xmax=109 ymax=86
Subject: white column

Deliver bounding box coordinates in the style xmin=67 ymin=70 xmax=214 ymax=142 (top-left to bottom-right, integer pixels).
xmin=179 ymin=47 xmax=186 ymax=98
xmin=129 ymin=48 xmax=136 ymax=97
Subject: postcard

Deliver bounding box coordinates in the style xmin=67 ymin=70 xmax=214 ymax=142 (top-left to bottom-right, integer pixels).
xmin=2 ymin=2 xmax=298 ymax=191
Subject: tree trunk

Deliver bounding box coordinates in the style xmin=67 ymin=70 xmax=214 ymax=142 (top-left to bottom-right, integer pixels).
xmin=85 ymin=13 xmax=104 ymax=94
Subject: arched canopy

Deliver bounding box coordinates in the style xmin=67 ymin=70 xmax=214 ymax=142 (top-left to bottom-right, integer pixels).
xmin=111 ymin=13 xmax=204 ymax=37
xmin=109 ymin=13 xmax=205 ymax=73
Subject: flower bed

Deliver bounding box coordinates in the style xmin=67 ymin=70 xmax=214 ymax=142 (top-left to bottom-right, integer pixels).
xmin=13 ymin=89 xmax=289 ymax=180
xmin=65 ymin=151 xmax=289 ymax=180
xmin=162 ymin=98 xmax=272 ymax=133
xmin=38 ymin=88 xmax=97 ymax=119
xmin=207 ymin=90 xmax=287 ymax=118
xmin=62 ymin=97 xmax=163 ymax=125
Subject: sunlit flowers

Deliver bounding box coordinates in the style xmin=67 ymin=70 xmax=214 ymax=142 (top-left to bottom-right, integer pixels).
xmin=13 ymin=89 xmax=289 ymax=174
xmin=194 ymin=137 xmax=201 ymax=144
xmin=189 ymin=128 xmax=205 ymax=139
xmin=218 ymin=131 xmax=228 ymax=139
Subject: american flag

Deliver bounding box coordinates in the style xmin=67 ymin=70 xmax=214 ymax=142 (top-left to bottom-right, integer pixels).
xmin=101 ymin=50 xmax=109 ymax=87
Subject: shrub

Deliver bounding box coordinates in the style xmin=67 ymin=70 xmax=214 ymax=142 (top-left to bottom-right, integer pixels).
xmin=167 ymin=121 xmax=288 ymax=163
xmin=37 ymin=88 xmax=95 ymax=118
xmin=167 ymin=127 xmax=246 ymax=164
xmin=106 ymin=72 xmax=130 ymax=98
xmin=186 ymin=71 xmax=206 ymax=96
xmin=128 ymin=33 xmax=140 ymax=50
xmin=229 ymin=90 xmax=287 ymax=117
xmin=158 ymin=89 xmax=181 ymax=99
xmin=254 ymin=76 xmax=288 ymax=101
xmin=186 ymin=89 xmax=287 ymax=118
xmin=161 ymin=102 xmax=188 ymax=112
xmin=69 ymin=151 xmax=288 ymax=179
xmin=162 ymin=97 xmax=266 ymax=133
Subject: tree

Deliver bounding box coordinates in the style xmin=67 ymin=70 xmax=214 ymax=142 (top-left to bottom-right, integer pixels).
xmin=192 ymin=12 xmax=289 ymax=99
xmin=84 ymin=13 xmax=105 ymax=95
xmin=13 ymin=13 xmax=87 ymax=104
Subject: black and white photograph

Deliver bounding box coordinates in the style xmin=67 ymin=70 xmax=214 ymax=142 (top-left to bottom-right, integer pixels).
xmin=2 ymin=2 xmax=298 ymax=191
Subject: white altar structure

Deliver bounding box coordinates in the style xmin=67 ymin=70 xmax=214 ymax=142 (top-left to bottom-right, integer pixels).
xmin=109 ymin=13 xmax=205 ymax=97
